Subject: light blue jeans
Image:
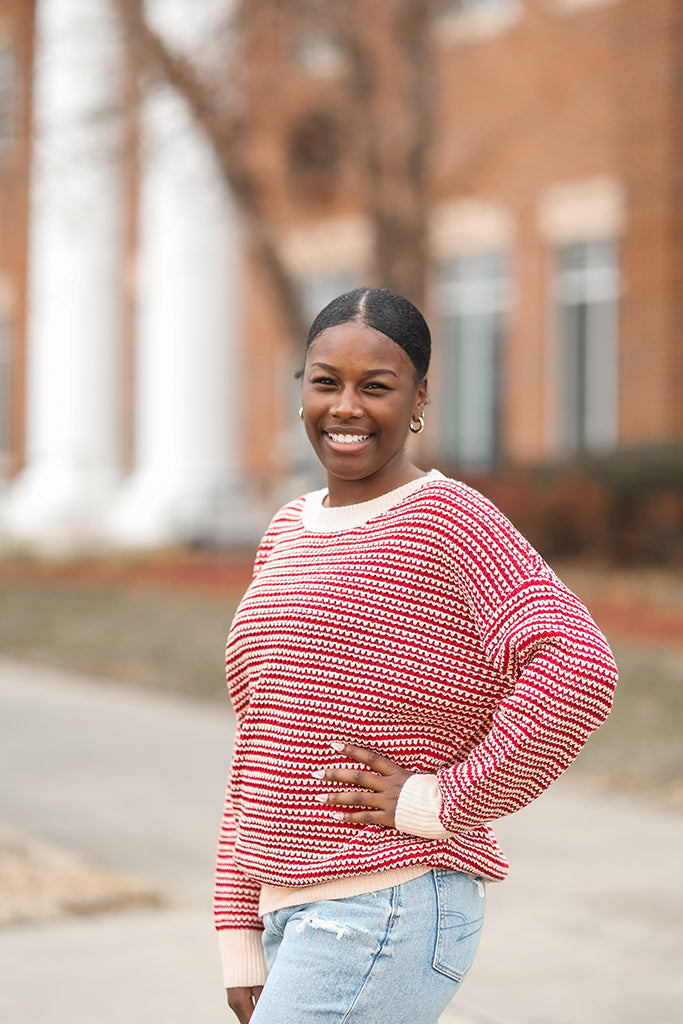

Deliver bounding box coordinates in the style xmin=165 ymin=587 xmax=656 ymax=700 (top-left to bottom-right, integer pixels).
xmin=251 ymin=869 xmax=486 ymax=1024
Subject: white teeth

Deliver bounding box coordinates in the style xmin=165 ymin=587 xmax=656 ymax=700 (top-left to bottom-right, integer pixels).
xmin=327 ymin=432 xmax=370 ymax=445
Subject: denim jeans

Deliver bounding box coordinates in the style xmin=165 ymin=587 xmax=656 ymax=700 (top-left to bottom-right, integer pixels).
xmin=251 ymin=869 xmax=486 ymax=1024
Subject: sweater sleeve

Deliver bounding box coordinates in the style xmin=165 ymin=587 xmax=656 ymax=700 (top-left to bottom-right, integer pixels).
xmin=213 ymin=517 xmax=296 ymax=989
xmin=395 ymin=773 xmax=451 ymax=840
xmin=434 ymin=568 xmax=617 ymax=834
xmin=214 ymin=777 xmax=267 ymax=987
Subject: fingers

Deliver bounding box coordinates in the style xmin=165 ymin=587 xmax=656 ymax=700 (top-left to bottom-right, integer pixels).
xmin=311 ymin=743 xmax=413 ymax=831
xmin=317 ymin=787 xmax=384 ymax=809
xmin=319 ymin=767 xmax=386 ymax=791
xmin=226 ymin=987 xmax=260 ymax=1023
xmin=313 ymin=742 xmax=409 ymax=800
xmin=331 ymin=742 xmax=398 ymax=775
xmin=336 ymin=807 xmax=393 ymax=826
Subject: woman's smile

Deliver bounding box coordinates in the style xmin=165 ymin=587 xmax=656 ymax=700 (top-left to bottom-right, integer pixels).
xmin=323 ymin=430 xmax=373 ymax=449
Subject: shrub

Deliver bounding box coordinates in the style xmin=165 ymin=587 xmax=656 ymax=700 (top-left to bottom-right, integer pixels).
xmin=438 ymin=441 xmax=683 ymax=565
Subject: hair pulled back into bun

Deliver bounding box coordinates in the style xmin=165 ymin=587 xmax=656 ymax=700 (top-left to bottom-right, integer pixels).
xmin=303 ymin=287 xmax=431 ymax=381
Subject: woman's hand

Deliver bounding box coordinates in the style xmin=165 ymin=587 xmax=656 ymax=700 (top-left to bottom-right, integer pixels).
xmin=226 ymin=986 xmax=263 ymax=1022
xmin=314 ymin=742 xmax=415 ymax=828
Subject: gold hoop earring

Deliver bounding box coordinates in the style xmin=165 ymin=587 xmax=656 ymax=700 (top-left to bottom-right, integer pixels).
xmin=409 ymin=415 xmax=425 ymax=434
xmin=298 ymin=406 xmax=304 ymax=421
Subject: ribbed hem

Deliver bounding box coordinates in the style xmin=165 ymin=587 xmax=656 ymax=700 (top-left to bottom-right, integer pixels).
xmin=258 ymin=864 xmax=431 ymax=917
xmin=217 ymin=928 xmax=268 ymax=989
xmin=301 ymin=470 xmax=443 ymax=533
xmin=395 ymin=774 xmax=453 ymax=840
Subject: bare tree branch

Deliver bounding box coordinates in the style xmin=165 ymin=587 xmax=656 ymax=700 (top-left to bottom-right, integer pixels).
xmin=113 ymin=0 xmax=308 ymax=345
xmin=114 ymin=0 xmax=441 ymax=344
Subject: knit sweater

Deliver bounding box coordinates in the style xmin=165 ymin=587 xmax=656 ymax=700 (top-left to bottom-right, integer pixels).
xmin=214 ymin=472 xmax=617 ymax=986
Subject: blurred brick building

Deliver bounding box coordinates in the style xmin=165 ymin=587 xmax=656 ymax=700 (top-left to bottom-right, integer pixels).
xmin=240 ymin=0 xmax=682 ymax=481
xmin=0 ymin=0 xmax=681 ymax=549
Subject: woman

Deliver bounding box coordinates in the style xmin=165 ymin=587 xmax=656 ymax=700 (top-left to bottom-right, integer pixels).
xmin=214 ymin=288 xmax=617 ymax=1024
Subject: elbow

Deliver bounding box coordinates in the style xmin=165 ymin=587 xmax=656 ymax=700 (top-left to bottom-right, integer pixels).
xmin=585 ymin=650 xmax=618 ymax=731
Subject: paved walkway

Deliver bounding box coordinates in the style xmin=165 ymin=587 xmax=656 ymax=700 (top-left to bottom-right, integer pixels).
xmin=0 ymin=657 xmax=681 ymax=1023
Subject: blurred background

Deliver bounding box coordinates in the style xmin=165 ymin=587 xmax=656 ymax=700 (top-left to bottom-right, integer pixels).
xmin=0 ymin=3 xmax=681 ymax=1022
xmin=0 ymin=0 xmax=681 ymax=558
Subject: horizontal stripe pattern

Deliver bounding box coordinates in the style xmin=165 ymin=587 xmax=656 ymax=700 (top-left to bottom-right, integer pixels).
xmin=215 ymin=477 xmax=617 ymax=940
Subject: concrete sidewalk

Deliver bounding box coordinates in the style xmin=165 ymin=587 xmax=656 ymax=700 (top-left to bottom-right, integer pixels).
xmin=0 ymin=657 xmax=681 ymax=1023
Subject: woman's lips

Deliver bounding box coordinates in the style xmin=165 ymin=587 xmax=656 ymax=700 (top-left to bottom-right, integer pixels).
xmin=323 ymin=431 xmax=373 ymax=451
xmin=325 ymin=431 xmax=371 ymax=444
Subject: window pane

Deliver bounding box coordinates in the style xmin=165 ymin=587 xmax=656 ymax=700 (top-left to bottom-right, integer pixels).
xmin=0 ymin=47 xmax=15 ymax=147
xmin=455 ymin=312 xmax=500 ymax=464
xmin=555 ymin=240 xmax=619 ymax=456
xmin=584 ymin=299 xmax=618 ymax=451
xmin=438 ymin=0 xmax=509 ymax=14
xmin=439 ymin=253 xmax=508 ymax=468
xmin=559 ymin=304 xmax=584 ymax=454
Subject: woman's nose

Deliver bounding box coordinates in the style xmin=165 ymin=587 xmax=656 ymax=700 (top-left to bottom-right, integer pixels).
xmin=330 ymin=386 xmax=363 ymax=418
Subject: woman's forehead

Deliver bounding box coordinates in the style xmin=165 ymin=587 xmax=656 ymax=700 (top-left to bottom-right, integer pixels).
xmin=306 ymin=322 xmax=415 ymax=372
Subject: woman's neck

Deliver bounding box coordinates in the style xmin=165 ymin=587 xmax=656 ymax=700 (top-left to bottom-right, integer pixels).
xmin=323 ymin=461 xmax=426 ymax=508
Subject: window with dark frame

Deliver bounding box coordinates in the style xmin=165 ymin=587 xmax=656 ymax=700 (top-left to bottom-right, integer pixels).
xmin=438 ymin=252 xmax=510 ymax=470
xmin=554 ymin=239 xmax=619 ymax=456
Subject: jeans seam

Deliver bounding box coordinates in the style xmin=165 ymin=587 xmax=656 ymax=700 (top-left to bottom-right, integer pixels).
xmin=338 ymin=884 xmax=401 ymax=1024
xmin=431 ymin=870 xmax=483 ymax=983
xmin=265 ymin=908 xmax=286 ymax=940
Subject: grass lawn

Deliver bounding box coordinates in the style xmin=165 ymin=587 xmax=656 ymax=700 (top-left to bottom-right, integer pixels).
xmin=1 ymin=573 xmax=681 ymax=812
xmin=0 ymin=582 xmax=240 ymax=702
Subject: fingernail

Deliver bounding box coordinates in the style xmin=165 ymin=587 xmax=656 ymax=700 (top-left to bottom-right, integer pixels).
xmin=310 ymin=769 xmax=325 ymax=779
xmin=314 ymin=794 xmax=328 ymax=804
xmin=331 ymin=812 xmax=345 ymax=820
xmin=330 ymin=741 xmax=345 ymax=752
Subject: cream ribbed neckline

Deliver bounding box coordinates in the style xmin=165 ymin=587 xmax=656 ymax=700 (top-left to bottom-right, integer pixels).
xmin=301 ymin=469 xmax=444 ymax=534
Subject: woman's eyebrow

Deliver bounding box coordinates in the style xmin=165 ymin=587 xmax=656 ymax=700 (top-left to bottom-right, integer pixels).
xmin=310 ymin=362 xmax=398 ymax=378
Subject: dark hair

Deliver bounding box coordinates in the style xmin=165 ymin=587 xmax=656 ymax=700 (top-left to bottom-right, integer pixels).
xmin=301 ymin=287 xmax=431 ymax=381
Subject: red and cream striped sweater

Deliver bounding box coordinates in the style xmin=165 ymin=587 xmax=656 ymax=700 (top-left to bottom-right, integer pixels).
xmin=214 ymin=472 xmax=617 ymax=984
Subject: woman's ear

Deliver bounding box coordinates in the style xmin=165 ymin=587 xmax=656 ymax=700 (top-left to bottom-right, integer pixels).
xmin=413 ymin=378 xmax=428 ymax=418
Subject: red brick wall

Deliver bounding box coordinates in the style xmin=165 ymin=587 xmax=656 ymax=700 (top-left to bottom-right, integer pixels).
xmin=615 ymin=0 xmax=680 ymax=443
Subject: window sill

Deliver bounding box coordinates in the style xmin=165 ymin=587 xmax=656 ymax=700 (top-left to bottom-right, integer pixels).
xmin=434 ymin=2 xmax=522 ymax=45
xmin=549 ymin=0 xmax=621 ymax=14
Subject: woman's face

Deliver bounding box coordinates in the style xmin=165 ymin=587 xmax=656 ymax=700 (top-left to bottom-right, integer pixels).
xmin=301 ymin=321 xmax=427 ymax=505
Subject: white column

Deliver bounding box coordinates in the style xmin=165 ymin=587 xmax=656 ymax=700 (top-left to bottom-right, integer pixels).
xmin=2 ymin=0 xmax=125 ymax=549
xmin=106 ymin=0 xmax=248 ymax=547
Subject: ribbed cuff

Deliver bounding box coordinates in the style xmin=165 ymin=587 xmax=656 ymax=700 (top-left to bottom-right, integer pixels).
xmin=217 ymin=928 xmax=268 ymax=988
xmin=395 ymin=774 xmax=453 ymax=840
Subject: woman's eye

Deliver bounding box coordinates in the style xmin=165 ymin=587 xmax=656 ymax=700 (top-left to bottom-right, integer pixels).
xmin=312 ymin=377 xmax=336 ymax=386
xmin=364 ymin=382 xmax=389 ymax=391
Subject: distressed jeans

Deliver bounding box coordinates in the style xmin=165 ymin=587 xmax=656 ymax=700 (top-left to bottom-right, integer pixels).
xmin=250 ymin=869 xmax=486 ymax=1024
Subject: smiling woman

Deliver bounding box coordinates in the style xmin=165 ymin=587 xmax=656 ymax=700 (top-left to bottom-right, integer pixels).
xmin=214 ymin=288 xmax=618 ymax=1024
xmin=300 ymin=319 xmax=427 ymax=506
xmin=296 ymin=289 xmax=430 ymax=508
